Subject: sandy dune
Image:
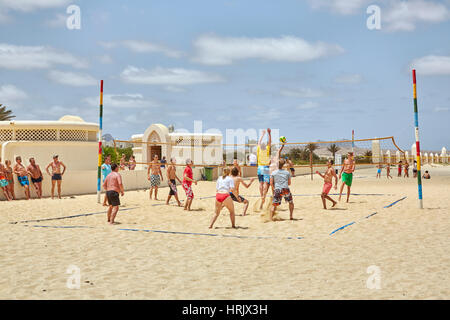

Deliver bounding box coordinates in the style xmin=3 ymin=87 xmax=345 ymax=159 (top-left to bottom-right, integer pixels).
xmin=0 ymin=164 xmax=449 ymax=299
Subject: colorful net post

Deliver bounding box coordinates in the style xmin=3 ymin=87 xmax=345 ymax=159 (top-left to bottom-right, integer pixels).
xmin=412 ymin=70 xmax=423 ymax=209
xmin=97 ymin=80 xmax=103 ymax=203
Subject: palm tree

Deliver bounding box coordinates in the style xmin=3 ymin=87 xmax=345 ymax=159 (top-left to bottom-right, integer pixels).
xmin=363 ymin=150 xmax=373 ymax=164
xmin=306 ymin=143 xmax=319 ymax=180
xmin=0 ymin=104 xmax=15 ymax=121
xmin=327 ymin=144 xmax=341 ymax=158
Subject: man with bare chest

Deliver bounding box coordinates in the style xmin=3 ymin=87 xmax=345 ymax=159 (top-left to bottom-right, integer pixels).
xmin=338 ymin=152 xmax=355 ymax=203
xmin=13 ymin=156 xmax=30 ymax=200
xmin=147 ymin=154 xmax=163 ymax=200
xmin=46 ymin=155 xmax=67 ymax=199
xmin=229 ymin=167 xmax=255 ymax=216
xmin=27 ymin=157 xmax=43 ymax=199
xmin=166 ymin=157 xmax=182 ymax=206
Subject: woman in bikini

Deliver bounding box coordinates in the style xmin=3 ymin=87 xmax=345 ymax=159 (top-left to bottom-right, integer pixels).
xmin=209 ymin=167 xmax=240 ymax=229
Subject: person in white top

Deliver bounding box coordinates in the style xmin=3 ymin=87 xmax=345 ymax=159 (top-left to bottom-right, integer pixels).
xmin=248 ymin=153 xmax=257 ymax=166
xmin=209 ymin=167 xmax=240 ymax=229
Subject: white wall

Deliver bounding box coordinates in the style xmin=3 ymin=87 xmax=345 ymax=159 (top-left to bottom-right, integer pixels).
xmin=1 ymin=141 xmax=98 ymax=171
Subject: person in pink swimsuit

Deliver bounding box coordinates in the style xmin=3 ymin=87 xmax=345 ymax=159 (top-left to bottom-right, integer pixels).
xmin=315 ymin=159 xmax=338 ymax=209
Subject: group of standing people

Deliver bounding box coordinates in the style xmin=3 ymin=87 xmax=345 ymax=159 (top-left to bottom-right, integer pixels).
xmin=376 ymin=160 xmax=419 ymax=179
xmin=0 ymin=155 xmax=66 ymax=201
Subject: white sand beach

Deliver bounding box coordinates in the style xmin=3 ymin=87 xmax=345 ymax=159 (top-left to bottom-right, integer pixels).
xmin=1 ymin=164 xmax=449 ymax=299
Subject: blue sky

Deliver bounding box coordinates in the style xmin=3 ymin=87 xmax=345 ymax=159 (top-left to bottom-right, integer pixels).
xmin=0 ymin=0 xmax=449 ymax=151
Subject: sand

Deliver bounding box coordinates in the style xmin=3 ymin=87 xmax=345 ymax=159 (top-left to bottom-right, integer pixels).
xmin=0 ymin=164 xmax=449 ymax=299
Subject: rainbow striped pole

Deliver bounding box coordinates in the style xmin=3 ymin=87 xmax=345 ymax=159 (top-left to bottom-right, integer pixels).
xmin=412 ymin=70 xmax=423 ymax=209
xmin=97 ymin=80 xmax=103 ymax=204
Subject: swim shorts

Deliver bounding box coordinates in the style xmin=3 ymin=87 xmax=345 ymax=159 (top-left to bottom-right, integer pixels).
xmin=183 ymin=182 xmax=194 ymax=199
xmin=106 ymin=190 xmax=120 ymax=206
xmin=150 ymin=174 xmax=161 ymax=187
xmin=377 ymin=169 xmax=381 ymax=174
xmin=229 ymin=193 xmax=246 ymax=203
xmin=273 ymin=188 xmax=293 ymax=206
xmin=18 ymin=175 xmax=29 ymax=186
xmin=0 ymin=179 xmax=8 ymax=188
xmin=168 ymin=179 xmax=177 ymax=195
xmin=342 ymin=172 xmax=353 ymax=187
xmin=31 ymin=176 xmax=43 ymax=184
xmin=322 ymin=182 xmax=332 ymax=195
xmin=52 ymin=174 xmax=62 ymax=181
xmin=257 ymin=165 xmax=270 ymax=184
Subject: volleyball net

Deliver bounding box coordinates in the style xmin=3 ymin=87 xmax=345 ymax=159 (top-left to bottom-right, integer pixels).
xmin=111 ymin=136 xmax=409 ymax=168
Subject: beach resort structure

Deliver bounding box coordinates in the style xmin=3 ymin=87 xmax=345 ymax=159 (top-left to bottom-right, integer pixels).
xmin=126 ymin=123 xmax=223 ymax=170
xmin=0 ymin=120 xmax=224 ymax=200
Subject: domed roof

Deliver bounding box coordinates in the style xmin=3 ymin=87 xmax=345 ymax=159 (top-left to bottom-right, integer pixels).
xmin=58 ymin=115 xmax=85 ymax=122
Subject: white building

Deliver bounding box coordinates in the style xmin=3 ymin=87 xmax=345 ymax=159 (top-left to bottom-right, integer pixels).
xmin=0 ymin=115 xmax=98 ymax=171
xmin=130 ymin=124 xmax=223 ymax=169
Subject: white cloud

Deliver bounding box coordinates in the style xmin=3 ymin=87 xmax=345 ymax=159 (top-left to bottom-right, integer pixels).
xmin=307 ymin=0 xmax=371 ymax=15
xmin=192 ymin=34 xmax=344 ymax=65
xmin=434 ymin=107 xmax=449 ymax=112
xmin=164 ymin=86 xmax=188 ymax=93
xmin=120 ymin=66 xmax=225 ymax=85
xmin=297 ymin=101 xmax=320 ymax=110
xmin=0 ymin=0 xmax=71 ymax=12
xmin=44 ymin=13 xmax=66 ymax=28
xmin=280 ymin=87 xmax=324 ymax=98
xmin=99 ymin=40 xmax=182 ymax=58
xmin=0 ymin=8 xmax=11 ymax=22
xmin=307 ymin=0 xmax=450 ymax=31
xmin=384 ymin=0 xmax=450 ymax=31
xmin=410 ymin=55 xmax=450 ymax=75
xmin=97 ymin=54 xmax=113 ymax=64
xmin=334 ymin=73 xmax=363 ymax=84
xmin=0 ymin=43 xmax=87 ymax=70
xmin=0 ymin=84 xmax=28 ymax=103
xmin=84 ymin=93 xmax=159 ymax=109
xmin=168 ymin=111 xmax=192 ymax=117
xmin=47 ymin=70 xmax=97 ymax=86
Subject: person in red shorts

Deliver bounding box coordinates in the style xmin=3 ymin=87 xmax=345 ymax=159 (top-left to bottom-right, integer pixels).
xmin=182 ymin=159 xmax=197 ymax=211
xmin=209 ymin=167 xmax=239 ymax=229
xmin=397 ymin=160 xmax=402 ymax=177
xmin=316 ymin=159 xmax=338 ymax=209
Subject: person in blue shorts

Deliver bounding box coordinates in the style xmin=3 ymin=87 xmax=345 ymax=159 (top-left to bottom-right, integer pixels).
xmin=257 ymin=128 xmax=272 ymax=209
xmin=13 ymin=156 xmax=30 ymax=200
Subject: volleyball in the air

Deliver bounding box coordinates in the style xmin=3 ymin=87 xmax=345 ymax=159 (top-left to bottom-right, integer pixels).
xmin=279 ymin=136 xmax=287 ymax=143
